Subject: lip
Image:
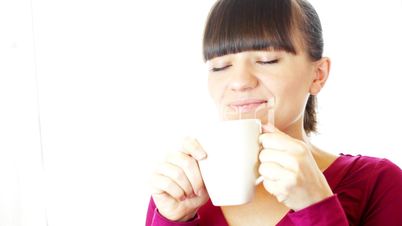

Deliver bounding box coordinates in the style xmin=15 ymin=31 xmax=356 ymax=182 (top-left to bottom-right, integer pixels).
xmin=229 ymin=99 xmax=267 ymax=106
xmin=228 ymin=99 xmax=267 ymax=113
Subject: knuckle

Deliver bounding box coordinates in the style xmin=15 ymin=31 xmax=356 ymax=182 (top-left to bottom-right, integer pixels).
xmin=177 ymin=189 xmax=185 ymax=199
xmin=172 ymin=169 xmax=184 ymax=181
xmin=170 ymin=190 xmax=184 ymax=201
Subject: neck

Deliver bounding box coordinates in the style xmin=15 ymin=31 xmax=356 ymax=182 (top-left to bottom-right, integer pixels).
xmin=282 ymin=117 xmax=312 ymax=146
xmin=281 ymin=117 xmax=337 ymax=172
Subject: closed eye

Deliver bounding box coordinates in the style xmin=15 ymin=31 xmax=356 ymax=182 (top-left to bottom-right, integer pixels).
xmin=257 ymin=59 xmax=279 ymax=65
xmin=211 ymin=65 xmax=232 ymax=72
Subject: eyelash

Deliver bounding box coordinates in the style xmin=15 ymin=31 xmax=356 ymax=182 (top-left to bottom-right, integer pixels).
xmin=210 ymin=59 xmax=279 ymax=72
xmin=257 ymin=59 xmax=279 ymax=65
xmin=211 ymin=65 xmax=231 ymax=72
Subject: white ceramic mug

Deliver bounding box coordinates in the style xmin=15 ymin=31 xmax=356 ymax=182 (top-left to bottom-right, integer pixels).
xmin=197 ymin=119 xmax=262 ymax=206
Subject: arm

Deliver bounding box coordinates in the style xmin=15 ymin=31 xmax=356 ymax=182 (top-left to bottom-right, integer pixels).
xmin=360 ymin=159 xmax=402 ymax=226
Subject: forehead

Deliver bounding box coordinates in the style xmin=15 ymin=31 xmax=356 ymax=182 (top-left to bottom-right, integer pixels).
xmin=202 ymin=0 xmax=304 ymax=61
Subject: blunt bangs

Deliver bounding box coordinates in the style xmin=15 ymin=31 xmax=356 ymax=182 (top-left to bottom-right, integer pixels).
xmin=203 ymin=0 xmax=299 ymax=62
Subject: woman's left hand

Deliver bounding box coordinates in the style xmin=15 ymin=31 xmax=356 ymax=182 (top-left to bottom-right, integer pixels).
xmin=258 ymin=125 xmax=333 ymax=211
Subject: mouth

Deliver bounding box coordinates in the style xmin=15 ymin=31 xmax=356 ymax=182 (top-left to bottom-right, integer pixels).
xmin=228 ymin=99 xmax=268 ymax=113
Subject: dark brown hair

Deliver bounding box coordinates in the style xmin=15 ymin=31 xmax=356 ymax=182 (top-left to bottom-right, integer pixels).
xmin=202 ymin=0 xmax=323 ymax=135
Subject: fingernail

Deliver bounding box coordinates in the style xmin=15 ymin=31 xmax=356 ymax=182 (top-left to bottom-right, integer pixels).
xmin=196 ymin=151 xmax=207 ymax=160
xmin=194 ymin=140 xmax=207 ymax=160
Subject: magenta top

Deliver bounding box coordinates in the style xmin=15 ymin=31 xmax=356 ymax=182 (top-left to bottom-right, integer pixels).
xmin=146 ymin=154 xmax=402 ymax=225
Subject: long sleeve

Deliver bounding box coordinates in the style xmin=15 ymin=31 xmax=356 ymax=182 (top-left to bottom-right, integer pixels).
xmin=281 ymin=194 xmax=349 ymax=225
xmin=145 ymin=155 xmax=402 ymax=225
xmin=360 ymin=159 xmax=402 ymax=226
xmin=146 ymin=198 xmax=200 ymax=226
xmin=282 ymin=157 xmax=402 ymax=226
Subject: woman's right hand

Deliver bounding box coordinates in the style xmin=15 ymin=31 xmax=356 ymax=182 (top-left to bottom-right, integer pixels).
xmin=150 ymin=137 xmax=209 ymax=222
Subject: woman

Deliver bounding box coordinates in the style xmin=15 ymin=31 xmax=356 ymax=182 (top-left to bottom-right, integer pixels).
xmin=146 ymin=0 xmax=402 ymax=225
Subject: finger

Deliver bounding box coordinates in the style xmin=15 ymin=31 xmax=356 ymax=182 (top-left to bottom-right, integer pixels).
xmin=167 ymin=152 xmax=205 ymax=196
xmin=259 ymin=162 xmax=295 ymax=181
xmin=182 ymin=137 xmax=207 ymax=160
xmin=150 ymin=173 xmax=186 ymax=202
xmin=263 ymin=180 xmax=288 ymax=203
xmin=262 ymin=179 xmax=281 ymax=195
xmin=259 ymin=149 xmax=299 ymax=172
xmin=259 ymin=132 xmax=303 ymax=153
xmin=156 ymin=162 xmax=194 ymax=197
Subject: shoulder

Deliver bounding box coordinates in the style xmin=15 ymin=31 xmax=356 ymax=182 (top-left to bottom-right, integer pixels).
xmin=333 ymin=154 xmax=402 ymax=197
xmin=329 ymin=154 xmax=401 ymax=182
xmin=327 ymin=154 xmax=402 ymax=224
xmin=341 ymin=155 xmax=402 ymax=224
xmin=325 ymin=153 xmax=402 ymax=204
xmin=341 ymin=154 xmax=401 ymax=179
xmin=357 ymin=156 xmax=402 ymax=194
xmin=333 ymin=153 xmax=402 ymax=177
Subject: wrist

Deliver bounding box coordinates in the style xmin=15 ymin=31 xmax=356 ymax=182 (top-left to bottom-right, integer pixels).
xmin=308 ymin=184 xmax=334 ymax=209
xmin=177 ymin=210 xmax=198 ymax=222
xmin=157 ymin=208 xmax=198 ymax=222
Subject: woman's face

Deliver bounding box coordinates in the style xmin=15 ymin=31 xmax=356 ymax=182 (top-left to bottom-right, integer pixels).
xmin=207 ymin=49 xmax=321 ymax=131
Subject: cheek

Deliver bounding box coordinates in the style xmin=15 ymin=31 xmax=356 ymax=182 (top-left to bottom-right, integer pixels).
xmin=207 ymin=77 xmax=224 ymax=104
xmin=272 ymin=78 xmax=310 ymax=128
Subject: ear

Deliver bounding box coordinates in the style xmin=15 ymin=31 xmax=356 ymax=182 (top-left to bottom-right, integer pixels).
xmin=309 ymin=57 xmax=331 ymax=95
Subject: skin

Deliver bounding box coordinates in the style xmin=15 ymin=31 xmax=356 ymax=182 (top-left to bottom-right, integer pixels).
xmin=150 ymin=45 xmax=338 ymax=222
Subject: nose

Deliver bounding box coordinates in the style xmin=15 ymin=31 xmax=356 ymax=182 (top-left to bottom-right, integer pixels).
xmin=228 ymin=67 xmax=258 ymax=92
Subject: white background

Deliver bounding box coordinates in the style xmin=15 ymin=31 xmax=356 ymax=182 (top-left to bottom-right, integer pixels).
xmin=1 ymin=0 xmax=401 ymax=225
